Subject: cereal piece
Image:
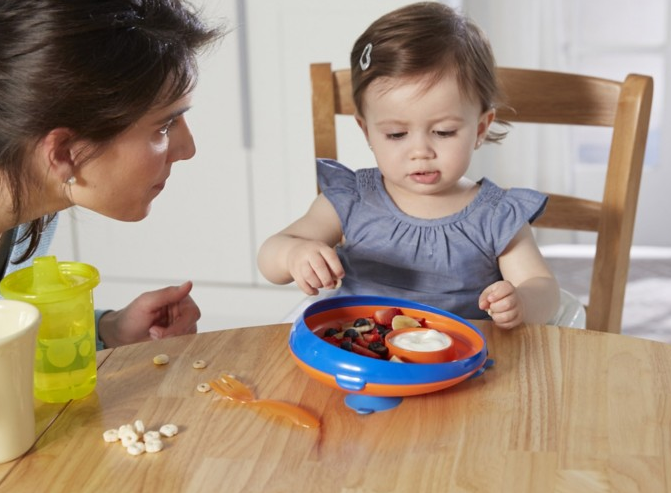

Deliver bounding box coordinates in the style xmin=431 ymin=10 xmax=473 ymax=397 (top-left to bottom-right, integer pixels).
xmin=192 ymin=359 xmax=207 ymax=369
xmin=107 ymin=419 xmax=178 ymax=456
xmin=196 ymin=382 xmax=211 ymax=393
xmin=159 ymin=424 xmax=178 ymax=438
xmin=126 ymin=442 xmax=146 ymax=456
xmin=144 ymin=439 xmax=164 ymax=453
xmin=118 ymin=423 xmax=134 ymax=436
xmin=102 ymin=429 xmax=119 ymax=443
xmin=121 ymin=431 xmax=139 ymax=447
xmin=133 ymin=419 xmax=145 ymax=435
xmin=143 ymin=430 xmax=161 ymax=441
xmin=153 ymin=353 xmax=169 ymax=365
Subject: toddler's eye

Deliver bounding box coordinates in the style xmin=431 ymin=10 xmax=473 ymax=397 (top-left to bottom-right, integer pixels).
xmin=434 ymin=130 xmax=457 ymax=137
xmin=386 ymin=132 xmax=407 ymax=140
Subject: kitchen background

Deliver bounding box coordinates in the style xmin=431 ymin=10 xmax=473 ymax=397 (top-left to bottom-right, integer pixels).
xmin=50 ymin=0 xmax=671 ymax=337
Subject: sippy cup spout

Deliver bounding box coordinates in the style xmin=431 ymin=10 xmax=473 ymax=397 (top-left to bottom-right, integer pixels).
xmin=31 ymin=256 xmax=70 ymax=294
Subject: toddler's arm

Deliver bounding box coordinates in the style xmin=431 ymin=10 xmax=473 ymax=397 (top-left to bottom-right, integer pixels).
xmin=478 ymin=225 xmax=559 ymax=329
xmin=257 ymin=194 xmax=345 ymax=295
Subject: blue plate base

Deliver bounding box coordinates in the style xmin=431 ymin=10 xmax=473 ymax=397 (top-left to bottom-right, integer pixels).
xmin=344 ymin=394 xmax=403 ymax=414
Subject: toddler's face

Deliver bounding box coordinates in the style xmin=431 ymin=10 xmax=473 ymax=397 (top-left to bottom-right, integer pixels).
xmin=357 ymin=72 xmax=493 ymax=204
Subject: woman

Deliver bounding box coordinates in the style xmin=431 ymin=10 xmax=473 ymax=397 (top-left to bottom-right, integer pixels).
xmin=0 ymin=0 xmax=223 ymax=348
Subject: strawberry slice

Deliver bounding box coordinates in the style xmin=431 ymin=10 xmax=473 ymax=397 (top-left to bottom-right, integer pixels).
xmin=362 ymin=332 xmax=381 ymax=344
xmin=322 ymin=336 xmax=340 ymax=346
xmin=373 ymin=307 xmax=402 ymax=326
xmin=351 ymin=341 xmax=381 ymax=359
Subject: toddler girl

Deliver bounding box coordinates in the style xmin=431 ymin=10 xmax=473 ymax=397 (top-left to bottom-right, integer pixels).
xmin=258 ymin=2 xmax=559 ymax=329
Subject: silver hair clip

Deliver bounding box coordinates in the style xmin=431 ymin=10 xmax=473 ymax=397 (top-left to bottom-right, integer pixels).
xmin=359 ymin=43 xmax=373 ymax=71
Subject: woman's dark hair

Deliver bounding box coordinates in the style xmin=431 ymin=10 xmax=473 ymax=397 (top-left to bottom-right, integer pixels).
xmin=350 ymin=2 xmax=507 ymax=140
xmin=0 ymin=0 xmax=222 ymax=261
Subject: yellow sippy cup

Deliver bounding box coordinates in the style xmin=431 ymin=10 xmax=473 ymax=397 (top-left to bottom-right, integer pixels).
xmin=0 ymin=256 xmax=100 ymax=403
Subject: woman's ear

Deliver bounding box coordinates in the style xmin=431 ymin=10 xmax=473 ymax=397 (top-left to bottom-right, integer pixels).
xmin=38 ymin=128 xmax=79 ymax=182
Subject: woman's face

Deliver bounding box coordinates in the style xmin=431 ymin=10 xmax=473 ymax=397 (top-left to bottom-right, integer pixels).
xmin=70 ymin=92 xmax=196 ymax=221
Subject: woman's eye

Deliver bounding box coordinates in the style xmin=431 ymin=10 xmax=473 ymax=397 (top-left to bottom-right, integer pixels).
xmin=435 ymin=130 xmax=457 ymax=137
xmin=159 ymin=119 xmax=176 ymax=136
xmin=386 ymin=132 xmax=407 ymax=140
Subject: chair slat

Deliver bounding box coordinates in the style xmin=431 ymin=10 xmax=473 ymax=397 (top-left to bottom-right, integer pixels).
xmin=496 ymin=68 xmax=621 ymax=126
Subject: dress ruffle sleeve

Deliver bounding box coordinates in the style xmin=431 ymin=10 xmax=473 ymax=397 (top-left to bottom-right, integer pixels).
xmin=316 ymin=159 xmax=360 ymax=228
xmin=485 ymin=179 xmax=548 ymax=256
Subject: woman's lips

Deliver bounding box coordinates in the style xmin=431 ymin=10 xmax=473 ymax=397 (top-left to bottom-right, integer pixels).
xmin=409 ymin=171 xmax=440 ymax=184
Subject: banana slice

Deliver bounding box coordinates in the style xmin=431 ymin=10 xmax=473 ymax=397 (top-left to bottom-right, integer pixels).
xmin=342 ymin=318 xmax=374 ymax=333
xmin=391 ymin=315 xmax=422 ymax=330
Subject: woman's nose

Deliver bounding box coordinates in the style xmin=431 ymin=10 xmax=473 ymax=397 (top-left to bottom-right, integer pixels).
xmin=170 ymin=118 xmax=196 ymax=163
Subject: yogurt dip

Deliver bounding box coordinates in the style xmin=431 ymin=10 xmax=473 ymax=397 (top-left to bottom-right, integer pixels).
xmin=390 ymin=329 xmax=452 ymax=352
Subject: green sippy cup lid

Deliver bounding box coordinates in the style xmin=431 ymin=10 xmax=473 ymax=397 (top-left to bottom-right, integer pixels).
xmin=0 ymin=255 xmax=100 ymax=304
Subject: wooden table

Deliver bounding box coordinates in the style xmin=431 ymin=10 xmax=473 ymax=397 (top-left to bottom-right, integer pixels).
xmin=1 ymin=322 xmax=670 ymax=493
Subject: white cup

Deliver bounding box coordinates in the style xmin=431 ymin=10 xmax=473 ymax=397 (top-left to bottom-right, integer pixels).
xmin=0 ymin=300 xmax=41 ymax=464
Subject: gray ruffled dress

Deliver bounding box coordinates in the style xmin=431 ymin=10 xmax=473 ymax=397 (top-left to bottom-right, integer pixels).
xmin=317 ymin=159 xmax=548 ymax=319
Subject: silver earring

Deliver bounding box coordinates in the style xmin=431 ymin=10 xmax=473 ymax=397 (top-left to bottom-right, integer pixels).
xmin=66 ymin=176 xmax=77 ymax=185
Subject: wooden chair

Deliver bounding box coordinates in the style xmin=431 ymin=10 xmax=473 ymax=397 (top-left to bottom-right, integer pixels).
xmin=310 ymin=62 xmax=653 ymax=333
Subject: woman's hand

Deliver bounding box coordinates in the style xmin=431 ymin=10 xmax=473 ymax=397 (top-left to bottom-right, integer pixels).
xmin=98 ymin=281 xmax=201 ymax=348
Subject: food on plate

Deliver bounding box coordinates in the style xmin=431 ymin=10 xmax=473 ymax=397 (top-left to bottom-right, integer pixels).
xmin=391 ymin=315 xmax=422 ymax=330
xmin=316 ymin=308 xmax=452 ymax=362
xmin=389 ymin=329 xmax=452 ymax=352
xmin=373 ymin=307 xmax=402 ymax=326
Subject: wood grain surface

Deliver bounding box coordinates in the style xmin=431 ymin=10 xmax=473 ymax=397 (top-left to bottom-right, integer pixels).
xmin=1 ymin=323 xmax=670 ymax=492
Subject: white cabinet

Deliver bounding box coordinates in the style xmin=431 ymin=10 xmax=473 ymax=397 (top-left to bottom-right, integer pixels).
xmin=51 ymin=0 xmax=410 ymax=331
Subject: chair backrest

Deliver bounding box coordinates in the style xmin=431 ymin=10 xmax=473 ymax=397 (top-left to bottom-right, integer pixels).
xmin=310 ymin=62 xmax=653 ymax=333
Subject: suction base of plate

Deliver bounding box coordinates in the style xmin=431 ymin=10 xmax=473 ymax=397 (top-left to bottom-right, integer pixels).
xmin=344 ymin=394 xmax=403 ymax=414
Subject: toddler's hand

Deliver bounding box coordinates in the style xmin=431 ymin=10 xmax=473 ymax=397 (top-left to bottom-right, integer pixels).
xmin=287 ymin=240 xmax=344 ymax=295
xmin=478 ymin=280 xmax=523 ymax=329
